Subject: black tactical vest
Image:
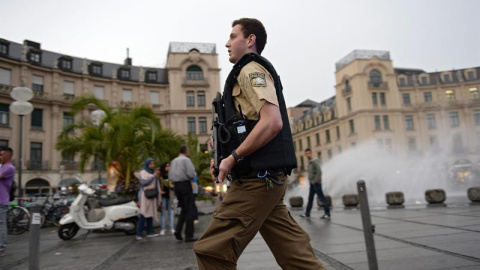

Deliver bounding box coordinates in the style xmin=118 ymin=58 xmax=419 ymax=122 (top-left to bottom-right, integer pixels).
xmin=221 ymin=53 xmax=297 ymax=176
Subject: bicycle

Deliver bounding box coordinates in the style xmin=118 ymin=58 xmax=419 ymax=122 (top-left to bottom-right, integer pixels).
xmin=31 ymin=195 xmax=69 ymax=227
xmin=7 ymin=201 xmax=31 ymax=235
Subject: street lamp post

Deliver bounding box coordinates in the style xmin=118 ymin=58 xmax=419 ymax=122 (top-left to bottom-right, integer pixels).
xmin=9 ymin=87 xmax=34 ymax=202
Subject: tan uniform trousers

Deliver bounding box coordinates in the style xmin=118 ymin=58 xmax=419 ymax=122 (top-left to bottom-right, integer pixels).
xmin=193 ymin=176 xmax=325 ymax=270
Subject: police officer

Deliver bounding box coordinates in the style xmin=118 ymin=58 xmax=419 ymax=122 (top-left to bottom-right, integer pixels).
xmin=193 ymin=18 xmax=325 ymax=270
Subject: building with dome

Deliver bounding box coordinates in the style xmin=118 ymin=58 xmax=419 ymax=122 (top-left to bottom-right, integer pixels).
xmin=0 ymin=38 xmax=220 ymax=194
xmin=291 ymin=50 xmax=480 ymax=178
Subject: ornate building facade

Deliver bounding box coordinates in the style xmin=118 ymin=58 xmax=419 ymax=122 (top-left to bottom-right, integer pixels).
xmin=291 ymin=50 xmax=480 ymax=173
xmin=0 ymin=38 xmax=220 ymax=194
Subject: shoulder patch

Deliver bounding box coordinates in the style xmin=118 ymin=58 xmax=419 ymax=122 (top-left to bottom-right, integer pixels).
xmin=249 ymin=72 xmax=267 ymax=87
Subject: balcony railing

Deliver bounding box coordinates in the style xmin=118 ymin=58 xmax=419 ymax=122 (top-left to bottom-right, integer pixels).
xmin=32 ymin=90 xmax=50 ymax=101
xmin=410 ymin=98 xmax=477 ymax=109
xmin=27 ymin=160 xmax=49 ymax=170
xmin=368 ymin=82 xmax=388 ymax=90
xmin=342 ymin=86 xmax=352 ymax=96
xmin=0 ymin=84 xmax=13 ymax=93
xmin=183 ymin=76 xmax=209 ymax=86
xmin=32 ymin=84 xmax=44 ymax=92
xmin=60 ymin=160 xmax=79 ymax=171
xmin=186 ymin=71 xmax=204 ymax=81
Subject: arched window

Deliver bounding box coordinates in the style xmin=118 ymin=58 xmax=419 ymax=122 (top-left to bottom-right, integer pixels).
xmin=369 ymin=70 xmax=382 ymax=87
xmin=26 ymin=178 xmax=51 ymax=194
xmin=186 ymin=65 xmax=203 ymax=80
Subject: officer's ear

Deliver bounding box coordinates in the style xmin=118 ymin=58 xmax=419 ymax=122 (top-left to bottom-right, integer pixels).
xmin=247 ymin=34 xmax=257 ymax=51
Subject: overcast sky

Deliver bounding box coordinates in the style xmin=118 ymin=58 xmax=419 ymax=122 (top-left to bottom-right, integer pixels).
xmin=1 ymin=0 xmax=479 ymax=107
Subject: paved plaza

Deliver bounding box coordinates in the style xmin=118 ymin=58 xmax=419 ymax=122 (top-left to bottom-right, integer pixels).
xmin=1 ymin=196 xmax=479 ymax=270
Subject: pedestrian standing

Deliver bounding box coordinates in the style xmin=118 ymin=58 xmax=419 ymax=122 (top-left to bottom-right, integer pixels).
xmin=194 ymin=18 xmax=325 ymax=269
xmin=168 ymin=146 xmax=197 ymax=242
xmin=300 ymin=148 xmax=331 ymax=220
xmin=0 ymin=147 xmax=15 ymax=257
xmin=159 ymin=162 xmax=175 ymax=235
xmin=136 ymin=158 xmax=161 ymax=240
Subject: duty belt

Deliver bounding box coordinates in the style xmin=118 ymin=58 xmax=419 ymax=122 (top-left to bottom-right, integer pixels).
xmin=229 ymin=168 xmax=285 ymax=186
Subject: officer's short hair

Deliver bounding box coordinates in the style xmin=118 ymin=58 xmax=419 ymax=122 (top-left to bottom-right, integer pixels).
xmin=179 ymin=145 xmax=188 ymax=154
xmin=304 ymin=148 xmax=312 ymax=153
xmin=232 ymin=18 xmax=267 ymax=55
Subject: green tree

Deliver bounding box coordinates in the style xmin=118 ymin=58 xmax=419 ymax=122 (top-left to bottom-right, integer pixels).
xmin=56 ymin=95 xmax=183 ymax=195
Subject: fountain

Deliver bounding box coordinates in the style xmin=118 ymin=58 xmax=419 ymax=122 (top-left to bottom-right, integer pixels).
xmin=286 ymin=139 xmax=480 ymax=207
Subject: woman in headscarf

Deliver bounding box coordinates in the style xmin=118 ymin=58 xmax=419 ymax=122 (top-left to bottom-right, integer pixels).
xmin=159 ymin=162 xmax=175 ymax=235
xmin=136 ymin=158 xmax=161 ymax=240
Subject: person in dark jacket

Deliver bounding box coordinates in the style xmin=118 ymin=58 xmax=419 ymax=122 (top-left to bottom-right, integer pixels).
xmin=300 ymin=148 xmax=330 ymax=220
xmin=168 ymin=146 xmax=197 ymax=242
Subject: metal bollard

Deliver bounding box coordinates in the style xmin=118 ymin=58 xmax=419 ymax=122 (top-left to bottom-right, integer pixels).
xmin=357 ymin=180 xmax=378 ymax=270
xmin=29 ymin=204 xmax=42 ymax=270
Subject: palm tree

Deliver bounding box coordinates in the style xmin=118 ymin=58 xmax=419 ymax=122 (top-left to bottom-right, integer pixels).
xmin=56 ymin=95 xmax=183 ymax=195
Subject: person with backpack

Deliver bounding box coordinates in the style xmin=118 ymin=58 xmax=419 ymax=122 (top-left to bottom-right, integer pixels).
xmin=0 ymin=147 xmax=15 ymax=257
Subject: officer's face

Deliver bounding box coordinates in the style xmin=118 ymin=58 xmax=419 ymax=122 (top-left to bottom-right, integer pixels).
xmin=226 ymin=24 xmax=249 ymax=64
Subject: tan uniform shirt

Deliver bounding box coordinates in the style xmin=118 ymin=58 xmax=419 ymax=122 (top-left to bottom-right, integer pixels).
xmin=232 ymin=61 xmax=279 ymax=120
xmin=194 ymin=59 xmax=326 ymax=270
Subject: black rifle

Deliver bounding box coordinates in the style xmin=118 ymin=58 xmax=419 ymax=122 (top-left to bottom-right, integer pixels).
xmin=212 ymin=92 xmax=225 ymax=182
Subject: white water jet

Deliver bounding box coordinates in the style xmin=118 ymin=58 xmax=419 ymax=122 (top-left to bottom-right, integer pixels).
xmin=286 ymin=139 xmax=479 ymax=207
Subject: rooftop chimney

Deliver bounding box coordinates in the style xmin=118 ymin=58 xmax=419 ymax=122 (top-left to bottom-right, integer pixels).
xmin=124 ymin=48 xmax=132 ymax=66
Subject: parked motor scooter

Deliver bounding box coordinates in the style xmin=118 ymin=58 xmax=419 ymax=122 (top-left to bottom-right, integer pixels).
xmin=58 ymin=183 xmax=139 ymax=240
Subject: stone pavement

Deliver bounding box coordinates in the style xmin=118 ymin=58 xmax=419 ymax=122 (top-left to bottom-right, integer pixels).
xmin=1 ymin=199 xmax=479 ymax=269
xmin=290 ymin=202 xmax=480 ymax=270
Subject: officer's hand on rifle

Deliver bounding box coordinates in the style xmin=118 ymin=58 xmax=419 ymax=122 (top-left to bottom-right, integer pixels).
xmin=217 ymin=155 xmax=236 ymax=183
